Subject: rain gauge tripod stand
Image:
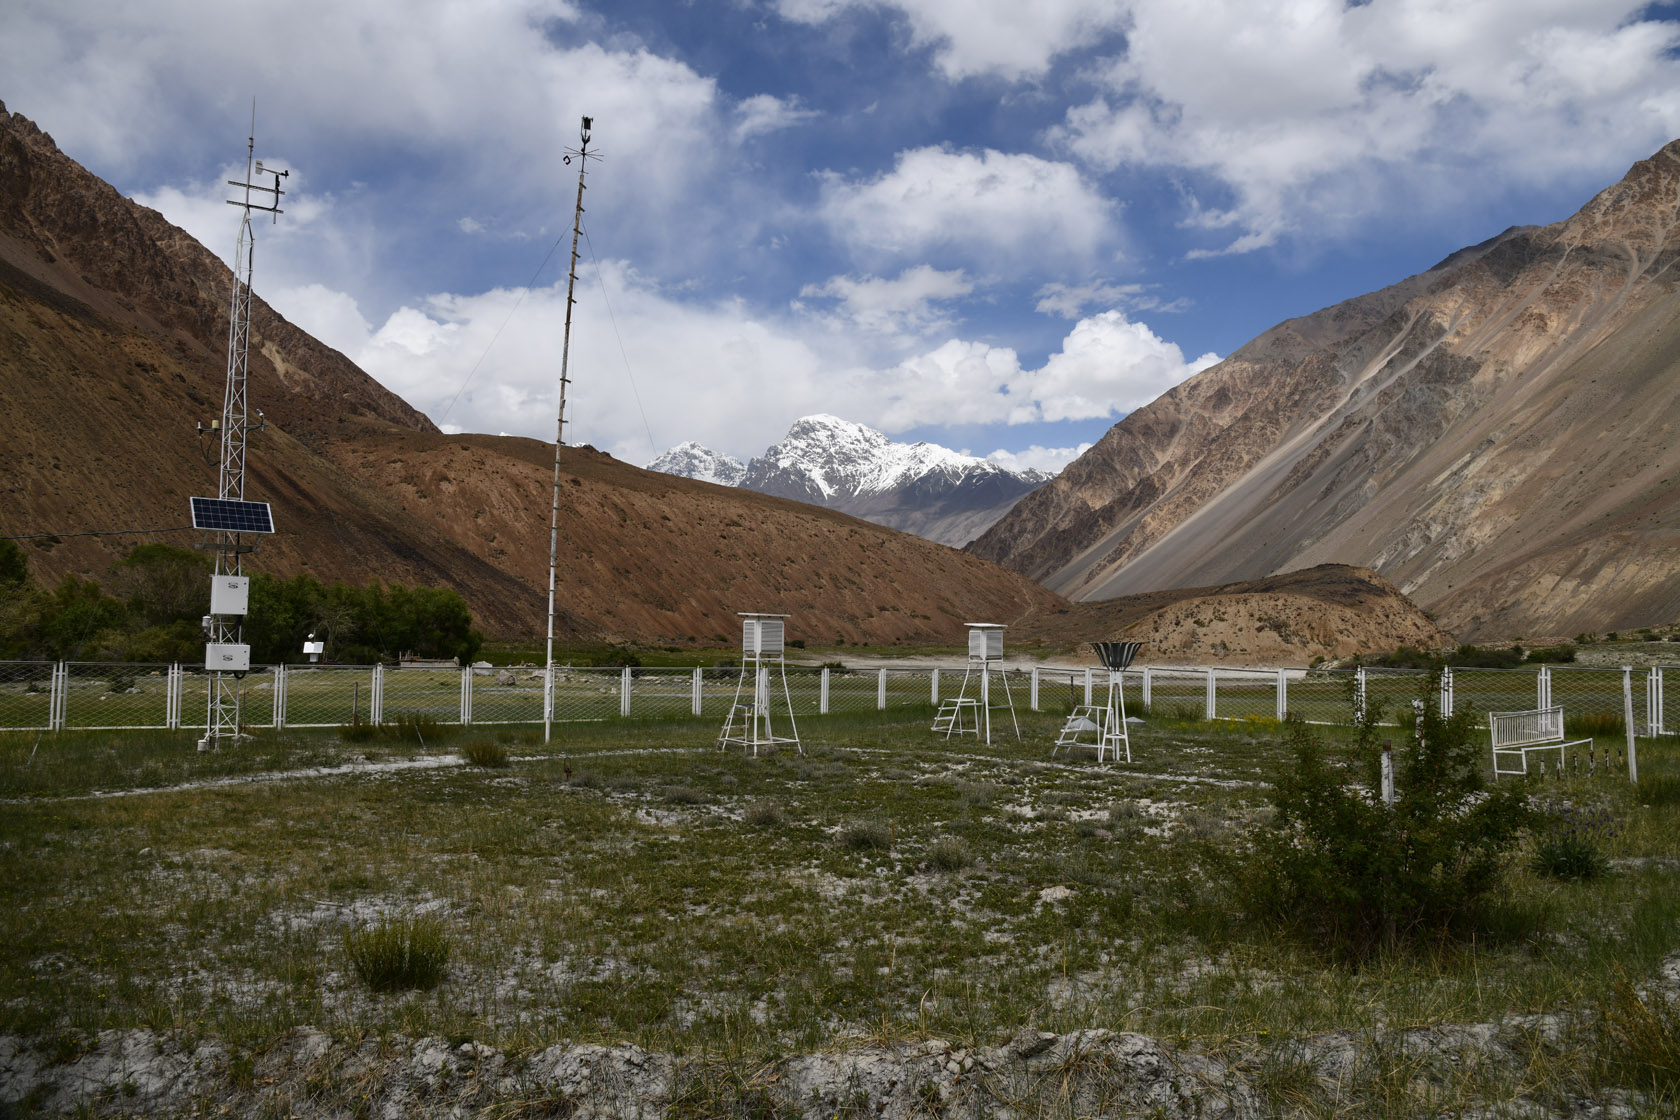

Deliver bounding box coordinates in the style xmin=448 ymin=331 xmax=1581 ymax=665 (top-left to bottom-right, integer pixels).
xmin=1054 ymin=641 xmax=1141 ymax=763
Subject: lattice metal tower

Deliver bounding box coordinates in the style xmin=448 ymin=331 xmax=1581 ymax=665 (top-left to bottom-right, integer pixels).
xmin=199 ymin=120 xmax=286 ymax=750
xmin=545 ymin=115 xmax=598 ymax=743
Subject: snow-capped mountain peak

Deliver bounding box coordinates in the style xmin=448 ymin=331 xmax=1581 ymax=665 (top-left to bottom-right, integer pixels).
xmin=648 ymin=416 xmax=1053 ymax=547
xmin=647 ymin=441 xmax=746 ymax=487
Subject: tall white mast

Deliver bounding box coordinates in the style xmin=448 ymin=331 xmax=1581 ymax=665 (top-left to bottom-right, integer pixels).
xmin=545 ymin=116 xmax=596 ymax=743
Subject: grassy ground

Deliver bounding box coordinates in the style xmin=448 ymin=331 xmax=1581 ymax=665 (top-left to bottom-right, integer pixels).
xmin=2 ymin=709 xmax=1677 ymax=1114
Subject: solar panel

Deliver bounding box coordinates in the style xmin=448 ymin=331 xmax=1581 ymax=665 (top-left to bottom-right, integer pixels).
xmin=190 ymin=497 xmax=275 ymax=533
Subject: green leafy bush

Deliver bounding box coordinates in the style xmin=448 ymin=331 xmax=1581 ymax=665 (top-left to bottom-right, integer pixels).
xmin=1238 ymin=680 xmax=1532 ymax=959
xmin=344 ymin=916 xmax=450 ymax=992
xmin=1524 ymin=642 xmax=1578 ymax=664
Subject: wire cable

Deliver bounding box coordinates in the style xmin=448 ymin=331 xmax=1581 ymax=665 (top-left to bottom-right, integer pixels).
xmin=581 ymin=223 xmax=659 ymax=459
xmin=434 ymin=229 xmax=571 ymax=429
xmin=1 ymin=526 xmax=194 ymax=541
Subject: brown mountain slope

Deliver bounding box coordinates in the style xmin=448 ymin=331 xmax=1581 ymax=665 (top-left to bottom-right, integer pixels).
xmin=971 ymin=141 xmax=1680 ymax=641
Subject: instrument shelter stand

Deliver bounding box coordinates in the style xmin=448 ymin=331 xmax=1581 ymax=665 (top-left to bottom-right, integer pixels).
xmin=1054 ymin=641 xmax=1141 ymax=763
xmin=932 ymin=623 xmax=1019 ymax=744
xmin=718 ymin=613 xmax=802 ymax=756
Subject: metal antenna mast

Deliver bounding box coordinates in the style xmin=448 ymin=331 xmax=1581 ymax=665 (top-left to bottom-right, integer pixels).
xmin=545 ymin=115 xmax=597 ymax=744
xmin=199 ymin=109 xmax=286 ymax=750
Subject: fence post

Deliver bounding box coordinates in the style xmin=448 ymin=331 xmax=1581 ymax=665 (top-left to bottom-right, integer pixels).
xmin=1624 ymin=666 xmax=1638 ymax=783
xmin=931 ymin=667 xmax=940 ymax=706
xmin=1440 ymin=666 xmax=1453 ymax=716
xmin=273 ymin=664 xmax=285 ymax=729
xmin=1206 ymin=668 xmax=1217 ymax=721
xmin=1142 ymin=667 xmax=1152 ymax=711
xmin=51 ymin=662 xmax=65 ymax=731
xmin=1083 ymin=667 xmax=1094 ymax=707
xmin=1537 ymin=666 xmax=1550 ymax=710
xmin=1353 ymin=668 xmax=1366 ymax=724
xmin=167 ymin=663 xmax=182 ymax=729
xmin=692 ymin=667 xmax=703 ymax=717
xmin=1030 ymin=667 xmax=1040 ymax=711
xmin=1381 ymin=739 xmax=1395 ymax=807
xmin=1276 ymin=669 xmax=1287 ymax=721
xmin=1647 ymin=667 xmax=1662 ymax=737
xmin=621 ymin=667 xmax=632 ymax=718
xmin=877 ymin=669 xmax=887 ymax=710
xmin=820 ymin=667 xmax=830 ymax=715
xmin=372 ymin=664 xmax=384 ymax=727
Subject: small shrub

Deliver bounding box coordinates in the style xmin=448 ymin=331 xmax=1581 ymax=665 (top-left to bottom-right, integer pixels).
xmin=462 ymin=740 xmax=510 ymax=769
xmin=926 ymin=836 xmax=973 ymax=871
xmin=345 ymin=917 xmax=450 ymax=992
xmin=107 ymin=672 xmax=136 ymax=694
xmin=743 ymin=800 xmax=784 ymax=826
xmin=1238 ymin=678 xmax=1533 ymax=959
xmin=662 ymin=785 xmax=707 ymax=805
xmin=1524 ymin=643 xmax=1577 ymax=664
xmin=839 ymin=819 xmax=892 ymax=851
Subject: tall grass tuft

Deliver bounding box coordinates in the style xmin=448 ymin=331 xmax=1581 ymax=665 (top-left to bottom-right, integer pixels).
xmin=1597 ymin=969 xmax=1680 ymax=1094
xmin=1636 ymin=774 xmax=1680 ymax=808
xmin=344 ymin=917 xmax=451 ymax=992
xmin=462 ymin=740 xmax=510 ymax=768
xmin=839 ymin=819 xmax=892 ymax=852
xmin=925 ymin=836 xmax=973 ymax=871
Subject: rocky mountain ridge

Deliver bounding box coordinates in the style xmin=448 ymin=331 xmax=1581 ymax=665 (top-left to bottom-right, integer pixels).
xmin=652 ymin=414 xmax=1050 ymax=546
xmin=971 ymin=140 xmax=1680 ymax=641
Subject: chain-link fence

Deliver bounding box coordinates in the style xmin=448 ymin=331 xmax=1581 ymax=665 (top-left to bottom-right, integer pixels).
xmin=6 ymin=660 xmax=1676 ymax=750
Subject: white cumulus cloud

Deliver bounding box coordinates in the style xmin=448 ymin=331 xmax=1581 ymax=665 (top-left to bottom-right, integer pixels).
xmin=819 ymin=146 xmax=1119 ymax=268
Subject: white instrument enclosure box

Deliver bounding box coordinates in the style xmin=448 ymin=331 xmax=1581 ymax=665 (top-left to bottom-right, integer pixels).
xmin=209 ymin=575 xmax=251 ymax=616
xmin=206 ymin=643 xmax=251 ymax=672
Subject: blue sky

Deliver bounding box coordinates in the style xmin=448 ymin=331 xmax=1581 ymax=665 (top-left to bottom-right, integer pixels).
xmin=6 ymin=0 xmax=1680 ymax=473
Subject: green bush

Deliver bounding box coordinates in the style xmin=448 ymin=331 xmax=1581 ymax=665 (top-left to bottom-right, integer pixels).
xmin=1450 ymin=644 xmax=1525 ymax=669
xmin=1238 ymin=679 xmax=1533 ymax=959
xmin=1524 ymin=642 xmax=1577 ymax=664
xmin=344 ymin=916 xmax=450 ymax=992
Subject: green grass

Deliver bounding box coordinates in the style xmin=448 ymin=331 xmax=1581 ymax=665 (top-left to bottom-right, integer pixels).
xmin=1 ymin=710 xmax=1677 ymax=1115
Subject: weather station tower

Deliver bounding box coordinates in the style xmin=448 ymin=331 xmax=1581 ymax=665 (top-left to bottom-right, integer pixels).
xmin=192 ymin=116 xmax=284 ymax=750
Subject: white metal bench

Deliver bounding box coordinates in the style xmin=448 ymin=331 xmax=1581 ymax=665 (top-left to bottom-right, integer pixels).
xmin=1488 ymin=706 xmax=1591 ymax=777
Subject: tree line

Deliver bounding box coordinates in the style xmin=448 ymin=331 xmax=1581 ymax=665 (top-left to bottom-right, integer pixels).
xmin=0 ymin=540 xmax=482 ymax=665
